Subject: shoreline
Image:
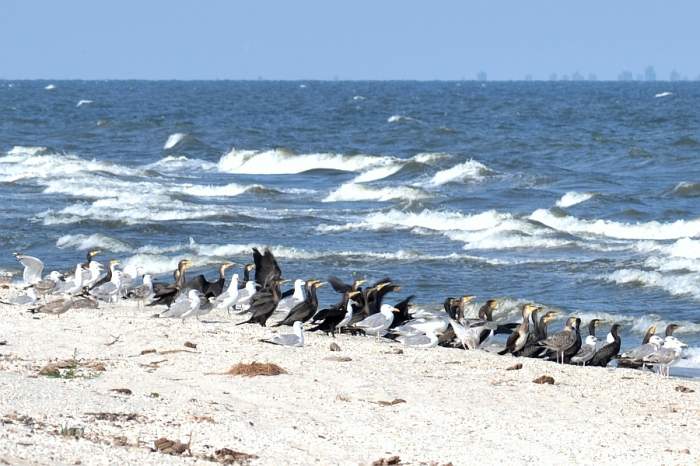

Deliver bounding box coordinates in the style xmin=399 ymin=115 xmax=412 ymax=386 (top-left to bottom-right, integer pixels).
xmin=1 ymin=289 xmax=699 ymax=465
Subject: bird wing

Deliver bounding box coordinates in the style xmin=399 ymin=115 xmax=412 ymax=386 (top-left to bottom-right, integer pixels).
xmin=398 ymin=333 xmax=431 ymax=347
xmin=18 ymin=255 xmax=44 ymax=285
xmin=355 ymin=313 xmax=389 ymax=330
xmin=272 ymin=334 xmax=302 ymax=347
xmin=253 ymin=248 xmax=282 ymax=287
xmin=327 ymin=276 xmax=352 ymax=294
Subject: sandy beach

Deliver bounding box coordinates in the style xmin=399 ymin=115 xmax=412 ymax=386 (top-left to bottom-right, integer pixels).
xmin=1 ymin=288 xmax=699 ymax=466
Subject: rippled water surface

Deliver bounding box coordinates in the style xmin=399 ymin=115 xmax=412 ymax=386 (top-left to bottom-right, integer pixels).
xmin=1 ymin=80 xmax=699 ymax=367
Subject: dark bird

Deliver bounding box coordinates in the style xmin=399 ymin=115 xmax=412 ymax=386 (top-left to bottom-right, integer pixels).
xmin=236 ymin=277 xmax=287 ymax=326
xmin=498 ymin=304 xmax=536 ymax=355
xmin=238 ymin=263 xmax=256 ymax=289
xmin=308 ymin=290 xmax=362 ymax=336
xmin=185 ymin=262 xmax=234 ymax=297
xmin=588 ymin=323 xmax=622 ymax=367
xmin=80 ymin=249 xmax=100 ymax=270
xmin=88 ymin=259 xmax=119 ymax=291
xmin=148 ymin=259 xmax=192 ymax=307
xmin=538 ymin=317 xmax=581 ymax=364
xmin=273 ymin=280 xmax=325 ymax=327
xmin=253 ymin=248 xmax=282 ymax=288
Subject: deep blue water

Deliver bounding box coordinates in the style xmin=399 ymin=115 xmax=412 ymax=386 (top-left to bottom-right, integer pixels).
xmin=1 ymin=80 xmax=699 ymax=367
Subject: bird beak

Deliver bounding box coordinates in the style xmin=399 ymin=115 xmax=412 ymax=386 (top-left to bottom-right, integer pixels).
xmin=316 ymin=281 xmax=326 ymax=288
xmin=355 ymin=279 xmax=366 ymax=286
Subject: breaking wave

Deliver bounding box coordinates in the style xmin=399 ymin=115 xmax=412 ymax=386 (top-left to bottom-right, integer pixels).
xmin=530 ymin=209 xmax=700 ymax=240
xmin=555 ymin=191 xmax=594 ymax=208
xmin=427 ymin=159 xmax=491 ymax=186
xmin=323 ymin=183 xmax=429 ymax=203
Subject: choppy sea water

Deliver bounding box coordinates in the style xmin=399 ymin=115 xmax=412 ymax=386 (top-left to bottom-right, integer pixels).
xmin=1 ymin=80 xmax=699 ymax=371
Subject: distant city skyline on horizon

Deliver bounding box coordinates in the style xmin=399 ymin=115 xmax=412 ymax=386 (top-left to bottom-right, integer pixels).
xmin=1 ymin=1 xmax=698 ymax=81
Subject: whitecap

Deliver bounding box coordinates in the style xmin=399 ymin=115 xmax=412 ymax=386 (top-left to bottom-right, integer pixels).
xmin=76 ymin=99 xmax=94 ymax=108
xmin=56 ymin=233 xmax=131 ymax=253
xmin=323 ymin=183 xmax=428 ymax=203
xmin=178 ymin=182 xmax=257 ymax=198
xmin=217 ymin=148 xmax=395 ymax=175
xmin=555 ymin=191 xmax=594 ymax=208
xmin=604 ymin=268 xmax=700 ymax=299
xmin=353 ymin=95 xmax=365 ymax=101
xmin=351 ymin=164 xmax=404 ymax=183
xmin=163 ymin=133 xmax=188 ymax=150
xmin=427 ymin=159 xmax=490 ymax=186
xmin=44 ymin=84 xmax=56 ymax=91
xmin=529 ymin=209 xmax=700 ymax=240
xmin=146 ymin=155 xmax=217 ymax=173
xmin=655 ymin=91 xmax=673 ymax=98
xmin=387 ymin=114 xmax=416 ymax=123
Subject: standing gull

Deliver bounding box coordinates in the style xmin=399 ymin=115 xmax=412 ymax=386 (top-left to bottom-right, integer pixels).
xmin=261 ymin=321 xmax=305 ymax=347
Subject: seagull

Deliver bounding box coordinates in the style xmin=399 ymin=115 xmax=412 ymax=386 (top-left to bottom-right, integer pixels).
xmin=642 ymin=336 xmax=688 ymax=377
xmin=397 ymin=329 xmax=439 ymax=348
xmin=354 ymin=304 xmax=397 ymax=336
xmin=261 ymin=321 xmax=305 ymax=347
xmin=127 ymin=274 xmax=154 ymax=308
xmin=160 ymin=289 xmax=202 ymax=319
xmin=537 ymin=317 xmax=581 ymax=364
xmin=63 ymin=264 xmax=85 ymax=295
xmin=29 ymin=296 xmax=74 ymax=316
xmin=89 ymin=270 xmax=123 ymax=303
xmin=1 ymin=288 xmax=37 ymax=305
xmin=233 ymin=280 xmax=258 ymax=313
xmin=618 ymin=335 xmax=664 ymax=369
xmin=14 ymin=253 xmax=45 ymax=286
xmin=276 ymin=279 xmax=306 ymax=317
xmin=571 ymin=319 xmax=600 ymax=365
xmin=212 ymin=273 xmax=239 ymax=313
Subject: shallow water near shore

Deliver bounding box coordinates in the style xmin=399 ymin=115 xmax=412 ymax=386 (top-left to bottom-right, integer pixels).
xmin=1 ymin=80 xmax=699 ymax=371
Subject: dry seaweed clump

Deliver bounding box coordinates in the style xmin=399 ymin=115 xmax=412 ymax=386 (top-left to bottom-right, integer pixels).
xmin=227 ymin=362 xmax=286 ymax=377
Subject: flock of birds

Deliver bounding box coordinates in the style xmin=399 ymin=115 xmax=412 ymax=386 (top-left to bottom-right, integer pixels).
xmin=2 ymin=248 xmax=690 ymax=378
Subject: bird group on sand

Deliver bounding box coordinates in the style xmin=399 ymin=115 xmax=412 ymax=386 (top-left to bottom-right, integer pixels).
xmin=5 ymin=248 xmax=690 ymax=378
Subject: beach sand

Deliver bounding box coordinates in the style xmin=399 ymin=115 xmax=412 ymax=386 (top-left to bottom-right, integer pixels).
xmin=0 ymin=288 xmax=698 ymax=465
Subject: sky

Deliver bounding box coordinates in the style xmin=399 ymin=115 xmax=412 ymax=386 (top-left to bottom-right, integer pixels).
xmin=1 ymin=0 xmax=698 ymax=80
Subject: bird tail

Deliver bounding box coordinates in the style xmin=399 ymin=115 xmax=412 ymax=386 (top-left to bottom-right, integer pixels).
xmin=497 ymin=347 xmax=510 ymax=355
xmin=258 ymin=339 xmax=279 ymax=345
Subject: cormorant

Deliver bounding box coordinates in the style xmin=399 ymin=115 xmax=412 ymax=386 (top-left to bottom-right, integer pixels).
xmin=588 ymin=323 xmax=622 ymax=367
xmin=236 ymin=277 xmax=287 ymax=326
xmin=273 ymin=280 xmax=325 ymax=327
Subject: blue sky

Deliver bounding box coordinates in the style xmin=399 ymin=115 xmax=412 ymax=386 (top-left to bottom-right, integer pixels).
xmin=1 ymin=0 xmax=698 ymax=80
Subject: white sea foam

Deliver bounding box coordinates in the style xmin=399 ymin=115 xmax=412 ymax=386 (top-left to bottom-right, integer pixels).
xmin=555 ymin=191 xmax=594 ymax=208
xmin=218 ymin=148 xmax=396 ymax=175
xmin=413 ymin=152 xmax=451 ymax=164
xmin=529 ymin=209 xmax=700 ymax=240
xmin=604 ymin=268 xmax=700 ymax=299
xmin=76 ymin=100 xmax=93 ymax=108
xmin=655 ymin=91 xmax=673 ymax=98
xmin=387 ymin=115 xmax=417 ymax=123
xmin=0 ymin=148 xmax=141 ymax=183
xmin=323 ymin=183 xmax=428 ymax=203
xmin=353 ymin=95 xmax=365 ymax=101
xmin=427 ymin=159 xmax=490 ymax=186
xmin=179 ymin=182 xmax=258 ymax=198
xmin=56 ymin=233 xmax=131 ymax=253
xmin=351 ymin=164 xmax=403 ymax=183
xmin=44 ymin=84 xmax=56 ymax=90
xmin=40 ymin=195 xmax=233 ymax=226
xmin=146 ymin=155 xmax=217 ymax=173
xmin=163 ymin=133 xmax=188 ymax=150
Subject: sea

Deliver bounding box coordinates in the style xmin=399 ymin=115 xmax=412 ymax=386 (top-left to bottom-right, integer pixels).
xmin=1 ymin=80 xmax=699 ymax=372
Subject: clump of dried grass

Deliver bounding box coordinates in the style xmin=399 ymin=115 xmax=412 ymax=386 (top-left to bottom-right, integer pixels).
xmin=226 ymin=361 xmax=286 ymax=377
